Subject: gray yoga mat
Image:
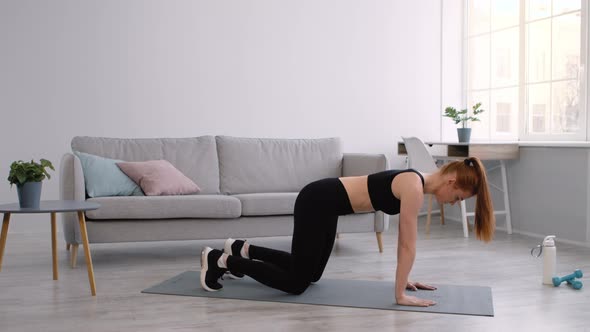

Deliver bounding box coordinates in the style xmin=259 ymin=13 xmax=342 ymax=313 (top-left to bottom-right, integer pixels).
xmin=142 ymin=271 xmax=494 ymax=317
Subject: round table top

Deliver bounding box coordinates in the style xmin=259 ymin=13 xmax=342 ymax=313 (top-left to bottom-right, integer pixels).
xmin=0 ymin=200 xmax=100 ymax=214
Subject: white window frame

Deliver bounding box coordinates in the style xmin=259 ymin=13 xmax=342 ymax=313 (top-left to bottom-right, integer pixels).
xmin=463 ymin=0 xmax=589 ymax=141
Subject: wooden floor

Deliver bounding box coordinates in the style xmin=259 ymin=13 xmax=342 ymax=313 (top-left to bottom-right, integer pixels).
xmin=1 ymin=218 xmax=589 ymax=332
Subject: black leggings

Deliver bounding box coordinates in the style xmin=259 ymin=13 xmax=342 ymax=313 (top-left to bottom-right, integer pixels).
xmin=226 ymin=178 xmax=354 ymax=294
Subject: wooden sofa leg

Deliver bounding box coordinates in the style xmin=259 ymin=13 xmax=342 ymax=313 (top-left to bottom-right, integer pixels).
xmin=70 ymin=244 xmax=79 ymax=268
xmin=66 ymin=243 xmax=70 ymax=251
xmin=376 ymin=232 xmax=383 ymax=253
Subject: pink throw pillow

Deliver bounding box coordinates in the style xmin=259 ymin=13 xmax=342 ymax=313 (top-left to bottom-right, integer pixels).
xmin=116 ymin=160 xmax=201 ymax=196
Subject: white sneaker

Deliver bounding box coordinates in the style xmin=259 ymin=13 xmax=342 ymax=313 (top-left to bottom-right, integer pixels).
xmin=223 ymin=238 xmax=248 ymax=279
xmin=200 ymin=247 xmax=226 ymax=291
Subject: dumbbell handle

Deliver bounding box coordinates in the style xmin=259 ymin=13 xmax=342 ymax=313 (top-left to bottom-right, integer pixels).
xmin=567 ymin=279 xmax=583 ymax=290
xmin=552 ymin=269 xmax=584 ymax=286
xmin=568 ymin=269 xmax=583 ymax=279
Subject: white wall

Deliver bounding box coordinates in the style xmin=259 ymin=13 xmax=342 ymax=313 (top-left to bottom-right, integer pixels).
xmin=441 ymin=0 xmax=464 ymax=140
xmin=0 ymin=0 xmax=448 ymax=233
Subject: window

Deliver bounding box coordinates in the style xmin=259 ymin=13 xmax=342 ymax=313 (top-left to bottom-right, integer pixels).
xmin=496 ymin=102 xmax=512 ymax=131
xmin=465 ymin=0 xmax=587 ymax=141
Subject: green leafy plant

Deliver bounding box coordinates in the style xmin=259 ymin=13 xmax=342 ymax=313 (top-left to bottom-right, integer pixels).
xmin=7 ymin=159 xmax=55 ymax=187
xmin=443 ymin=102 xmax=485 ymax=128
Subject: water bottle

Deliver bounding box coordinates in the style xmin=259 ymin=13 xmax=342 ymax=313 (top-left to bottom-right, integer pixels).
xmin=542 ymin=235 xmax=556 ymax=285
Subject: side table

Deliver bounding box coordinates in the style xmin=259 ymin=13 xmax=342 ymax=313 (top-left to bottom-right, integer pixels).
xmin=0 ymin=200 xmax=100 ymax=296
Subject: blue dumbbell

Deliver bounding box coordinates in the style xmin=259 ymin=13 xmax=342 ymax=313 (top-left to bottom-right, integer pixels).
xmin=566 ymin=279 xmax=583 ymax=290
xmin=552 ymin=269 xmax=584 ymax=287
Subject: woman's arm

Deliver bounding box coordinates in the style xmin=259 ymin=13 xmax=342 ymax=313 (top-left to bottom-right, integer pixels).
xmin=393 ymin=173 xmax=436 ymax=307
xmin=395 ymin=183 xmax=421 ymax=300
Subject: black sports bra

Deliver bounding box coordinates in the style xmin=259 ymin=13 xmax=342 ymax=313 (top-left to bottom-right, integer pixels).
xmin=366 ymin=169 xmax=424 ymax=215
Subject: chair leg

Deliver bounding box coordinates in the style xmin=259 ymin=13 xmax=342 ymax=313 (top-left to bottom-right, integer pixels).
xmin=440 ymin=204 xmax=445 ymax=225
xmin=70 ymin=244 xmax=79 ymax=268
xmin=376 ymin=232 xmax=383 ymax=253
xmin=426 ymin=195 xmax=433 ymax=234
xmin=460 ymin=200 xmax=469 ymax=238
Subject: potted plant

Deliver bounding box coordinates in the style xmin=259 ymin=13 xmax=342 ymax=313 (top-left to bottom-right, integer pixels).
xmin=7 ymin=159 xmax=54 ymax=208
xmin=443 ymin=102 xmax=485 ymax=142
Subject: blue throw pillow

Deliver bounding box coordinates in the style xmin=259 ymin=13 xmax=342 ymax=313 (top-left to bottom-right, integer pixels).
xmin=74 ymin=151 xmax=144 ymax=197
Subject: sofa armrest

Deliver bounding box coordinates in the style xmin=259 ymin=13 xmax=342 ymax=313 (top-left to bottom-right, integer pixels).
xmin=59 ymin=153 xmax=85 ymax=244
xmin=342 ymin=153 xmax=390 ymax=233
xmin=342 ymin=153 xmax=388 ymax=176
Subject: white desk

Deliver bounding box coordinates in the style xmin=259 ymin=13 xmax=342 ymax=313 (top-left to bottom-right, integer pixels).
xmin=397 ymin=141 xmax=519 ymax=237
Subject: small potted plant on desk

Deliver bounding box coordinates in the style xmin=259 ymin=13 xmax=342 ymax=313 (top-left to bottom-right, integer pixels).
xmin=7 ymin=159 xmax=54 ymax=208
xmin=443 ymin=102 xmax=485 ymax=143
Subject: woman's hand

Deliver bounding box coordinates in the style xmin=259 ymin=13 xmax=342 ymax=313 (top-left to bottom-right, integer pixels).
xmin=396 ymin=282 xmax=437 ymax=307
xmin=396 ymin=294 xmax=437 ymax=307
xmin=406 ymin=281 xmax=437 ymax=291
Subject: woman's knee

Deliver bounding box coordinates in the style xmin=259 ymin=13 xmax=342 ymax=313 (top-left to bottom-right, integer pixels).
xmin=288 ymin=280 xmax=311 ymax=295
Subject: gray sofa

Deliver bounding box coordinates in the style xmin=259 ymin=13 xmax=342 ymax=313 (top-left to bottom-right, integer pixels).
xmin=60 ymin=135 xmax=389 ymax=264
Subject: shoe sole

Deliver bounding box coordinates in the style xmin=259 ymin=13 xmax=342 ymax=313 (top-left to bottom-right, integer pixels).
xmin=200 ymin=247 xmax=220 ymax=292
xmin=224 ymin=239 xmax=244 ymax=280
xmin=225 ymin=271 xmax=243 ymax=280
xmin=224 ymin=238 xmax=235 ymax=256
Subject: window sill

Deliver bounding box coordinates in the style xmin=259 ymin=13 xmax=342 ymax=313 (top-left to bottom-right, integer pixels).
xmin=490 ymin=141 xmax=590 ymax=148
xmin=466 ymin=140 xmax=590 ymax=147
xmin=517 ymin=141 xmax=590 ymax=148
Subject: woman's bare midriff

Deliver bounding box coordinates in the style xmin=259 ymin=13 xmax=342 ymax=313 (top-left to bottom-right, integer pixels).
xmin=338 ymin=176 xmax=375 ymax=213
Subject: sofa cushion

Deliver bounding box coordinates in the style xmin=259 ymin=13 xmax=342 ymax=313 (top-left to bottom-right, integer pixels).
xmin=232 ymin=193 xmax=298 ymax=216
xmin=74 ymin=151 xmax=144 ymax=197
xmin=71 ymin=136 xmax=220 ymax=194
xmin=117 ymin=160 xmax=201 ymax=196
xmin=216 ymin=136 xmax=342 ymax=194
xmin=85 ymin=195 xmax=241 ymax=219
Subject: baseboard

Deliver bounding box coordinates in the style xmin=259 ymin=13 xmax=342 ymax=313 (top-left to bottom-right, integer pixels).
xmin=511 ymin=230 xmax=590 ymax=248
xmin=440 ymin=216 xmax=590 ymax=248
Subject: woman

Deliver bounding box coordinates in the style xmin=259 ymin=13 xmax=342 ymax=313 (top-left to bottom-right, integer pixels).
xmin=200 ymin=157 xmax=495 ymax=307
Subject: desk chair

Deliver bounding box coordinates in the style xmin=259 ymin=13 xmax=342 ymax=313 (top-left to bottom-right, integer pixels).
xmin=401 ymin=137 xmax=469 ymax=236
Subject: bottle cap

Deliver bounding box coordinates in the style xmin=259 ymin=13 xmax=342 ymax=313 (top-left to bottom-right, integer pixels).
xmin=543 ymin=235 xmax=556 ymax=247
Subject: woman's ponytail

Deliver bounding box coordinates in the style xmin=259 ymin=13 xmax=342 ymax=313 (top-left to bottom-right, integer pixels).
xmin=440 ymin=157 xmax=495 ymax=242
xmin=468 ymin=157 xmax=495 ymax=242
